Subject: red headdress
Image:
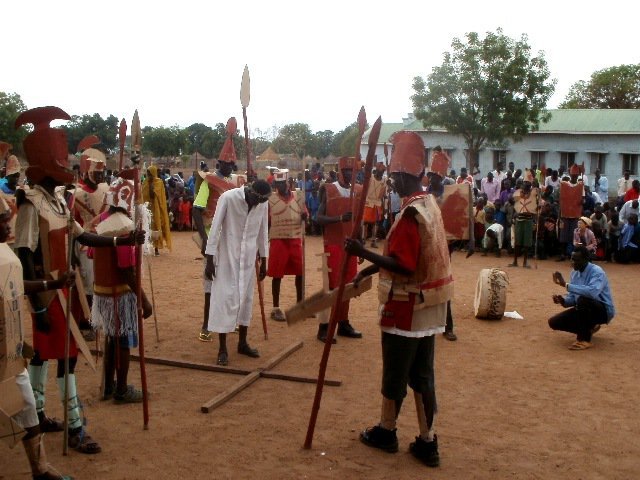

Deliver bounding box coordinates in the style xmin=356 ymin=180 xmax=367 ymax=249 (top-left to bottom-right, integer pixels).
xmin=218 ymin=117 xmax=238 ymax=163
xmin=569 ymin=163 xmax=584 ymax=176
xmin=388 ymin=131 xmax=425 ymax=177
xmin=430 ymin=150 xmax=449 ymax=178
xmin=15 ymin=106 xmax=73 ymax=184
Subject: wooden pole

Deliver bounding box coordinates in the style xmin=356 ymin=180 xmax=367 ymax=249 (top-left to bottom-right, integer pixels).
xmin=304 ymin=115 xmax=382 ymax=449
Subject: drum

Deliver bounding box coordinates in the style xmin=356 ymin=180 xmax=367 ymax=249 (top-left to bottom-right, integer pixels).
xmin=474 ymin=268 xmax=509 ymax=320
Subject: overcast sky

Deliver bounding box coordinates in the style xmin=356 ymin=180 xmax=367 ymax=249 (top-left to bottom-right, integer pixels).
xmin=5 ymin=0 xmax=639 ymax=137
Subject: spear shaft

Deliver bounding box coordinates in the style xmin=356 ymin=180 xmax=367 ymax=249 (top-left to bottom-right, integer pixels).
xmin=304 ymin=115 xmax=382 ymax=449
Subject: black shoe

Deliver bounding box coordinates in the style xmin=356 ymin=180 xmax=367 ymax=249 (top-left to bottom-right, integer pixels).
xmin=317 ymin=323 xmax=336 ymax=344
xmin=443 ymin=331 xmax=457 ymax=341
xmin=360 ymin=425 xmax=399 ymax=453
xmin=409 ymin=435 xmax=440 ymax=467
xmin=237 ymin=343 xmax=260 ymax=358
xmin=337 ymin=321 xmax=362 ymax=338
xmin=38 ymin=411 xmax=64 ymax=432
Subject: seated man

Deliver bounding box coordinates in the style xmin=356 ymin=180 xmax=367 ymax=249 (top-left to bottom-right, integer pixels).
xmin=548 ymin=245 xmax=615 ymax=350
xmin=617 ymin=213 xmax=640 ymax=264
xmin=482 ymin=207 xmax=503 ymax=257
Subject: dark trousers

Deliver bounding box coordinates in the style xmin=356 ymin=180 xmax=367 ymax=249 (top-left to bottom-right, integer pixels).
xmin=548 ymin=296 xmax=608 ymax=342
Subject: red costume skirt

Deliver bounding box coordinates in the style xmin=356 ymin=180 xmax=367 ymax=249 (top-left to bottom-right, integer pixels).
xmin=32 ymin=294 xmax=78 ymax=360
xmin=363 ymin=206 xmax=382 ymax=224
xmin=267 ymin=238 xmax=303 ymax=278
xmin=325 ymin=244 xmax=357 ymax=290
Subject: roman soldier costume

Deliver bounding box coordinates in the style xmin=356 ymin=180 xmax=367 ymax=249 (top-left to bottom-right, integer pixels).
xmin=14 ymin=106 xmax=101 ymax=454
xmin=317 ymin=156 xmax=363 ymax=341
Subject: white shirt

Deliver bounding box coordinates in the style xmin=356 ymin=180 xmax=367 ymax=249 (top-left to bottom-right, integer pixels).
xmin=618 ymin=177 xmax=633 ymax=197
xmin=618 ymin=200 xmax=640 ymax=223
xmin=592 ymin=176 xmax=609 ymax=202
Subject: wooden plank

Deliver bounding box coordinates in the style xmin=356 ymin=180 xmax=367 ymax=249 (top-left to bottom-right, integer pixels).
xmin=285 ymin=276 xmax=372 ymax=325
xmin=90 ymin=347 xmax=342 ymax=387
xmin=260 ymin=372 xmax=341 ymax=387
xmin=260 ymin=341 xmax=303 ymax=371
xmin=201 ymin=371 xmax=261 ymax=413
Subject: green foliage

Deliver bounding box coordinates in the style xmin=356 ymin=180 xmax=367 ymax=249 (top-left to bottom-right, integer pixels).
xmin=412 ymin=29 xmax=555 ymax=167
xmin=271 ymin=123 xmax=315 ymax=159
xmin=560 ymin=64 xmax=640 ymax=109
xmin=63 ymin=113 xmax=119 ymax=153
xmin=0 ymin=92 xmax=28 ymax=153
xmin=312 ymin=129 xmax=335 ymax=159
xmin=331 ymin=122 xmax=365 ymax=157
xmin=143 ymin=125 xmax=185 ymax=157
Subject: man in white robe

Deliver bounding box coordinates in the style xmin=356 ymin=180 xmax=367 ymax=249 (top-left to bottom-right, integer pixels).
xmin=205 ymin=180 xmax=271 ymax=366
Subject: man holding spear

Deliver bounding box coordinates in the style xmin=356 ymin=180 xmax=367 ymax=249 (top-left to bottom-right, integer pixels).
xmin=315 ymin=156 xmax=364 ymax=343
xmin=345 ymin=131 xmax=453 ymax=468
xmin=14 ymin=107 xmax=147 ymax=453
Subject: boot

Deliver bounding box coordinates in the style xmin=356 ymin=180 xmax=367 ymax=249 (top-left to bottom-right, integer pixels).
xmin=316 ymin=323 xmax=336 ymax=344
xmin=337 ymin=320 xmax=362 ymax=338
xmin=29 ymin=363 xmax=63 ymax=433
xmin=22 ymin=434 xmax=74 ymax=479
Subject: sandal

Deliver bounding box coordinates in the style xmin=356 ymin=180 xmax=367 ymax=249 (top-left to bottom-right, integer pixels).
xmin=68 ymin=427 xmax=102 ymax=454
xmin=113 ymin=385 xmax=144 ymax=404
xmin=568 ymin=340 xmax=592 ymax=350
xmin=217 ymin=351 xmax=229 ymax=366
xmin=198 ymin=330 xmax=214 ymax=342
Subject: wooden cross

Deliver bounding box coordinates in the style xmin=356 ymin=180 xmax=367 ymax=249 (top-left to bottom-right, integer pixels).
xmin=97 ymin=342 xmax=342 ymax=413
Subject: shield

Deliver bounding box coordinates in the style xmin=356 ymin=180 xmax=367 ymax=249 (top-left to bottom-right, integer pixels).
xmin=440 ymin=183 xmax=472 ymax=241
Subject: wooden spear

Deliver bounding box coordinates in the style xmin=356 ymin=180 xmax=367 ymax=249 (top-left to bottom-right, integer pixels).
xmin=241 ymin=64 xmax=268 ymax=339
xmin=304 ymin=114 xmax=382 ymax=449
xmin=118 ymin=119 xmax=126 ymax=171
xmin=122 ymin=114 xmax=150 ymax=429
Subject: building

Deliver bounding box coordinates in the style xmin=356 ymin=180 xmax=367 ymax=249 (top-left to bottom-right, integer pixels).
xmin=362 ymin=109 xmax=640 ymax=196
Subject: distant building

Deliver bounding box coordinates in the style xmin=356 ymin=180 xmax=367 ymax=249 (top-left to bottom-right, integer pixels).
xmin=362 ymin=109 xmax=640 ymax=196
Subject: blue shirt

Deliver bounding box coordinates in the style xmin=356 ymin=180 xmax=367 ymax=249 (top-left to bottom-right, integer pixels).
xmin=0 ymin=178 xmax=13 ymax=194
xmin=564 ymin=262 xmax=615 ymax=321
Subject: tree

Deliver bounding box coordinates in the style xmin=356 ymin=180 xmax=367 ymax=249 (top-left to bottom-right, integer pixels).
xmin=184 ymin=123 xmax=213 ymax=155
xmin=311 ymin=129 xmax=335 ymax=159
xmin=271 ymin=123 xmax=315 ymax=159
xmin=331 ymin=122 xmax=364 ymax=157
xmin=63 ymin=113 xmax=119 ymax=153
xmin=143 ymin=126 xmax=184 ymax=158
xmin=560 ymin=64 xmax=640 ymax=109
xmin=0 ymin=92 xmax=28 ymax=153
xmin=411 ymin=29 xmax=555 ymax=169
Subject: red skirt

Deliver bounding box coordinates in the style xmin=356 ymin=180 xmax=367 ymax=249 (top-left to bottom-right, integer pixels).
xmin=32 ymin=294 xmax=78 ymax=360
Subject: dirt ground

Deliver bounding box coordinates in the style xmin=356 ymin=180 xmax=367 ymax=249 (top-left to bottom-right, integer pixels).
xmin=2 ymin=231 xmax=639 ymax=480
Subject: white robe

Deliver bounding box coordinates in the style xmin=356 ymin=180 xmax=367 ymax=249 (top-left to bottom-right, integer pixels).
xmin=205 ymin=187 xmax=268 ymax=333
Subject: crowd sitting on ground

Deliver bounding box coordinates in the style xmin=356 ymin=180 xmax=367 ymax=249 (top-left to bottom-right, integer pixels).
xmin=470 ymin=163 xmax=640 ymax=264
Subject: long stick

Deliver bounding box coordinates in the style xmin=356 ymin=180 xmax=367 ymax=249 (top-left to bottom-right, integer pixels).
xmin=304 ymin=115 xmax=382 ymax=449
xmin=256 ymin=259 xmax=268 ymax=340
xmin=147 ymin=259 xmax=160 ymax=342
xmin=301 ymin=173 xmax=306 ymax=302
xmin=534 ymin=189 xmax=541 ymax=269
xmin=118 ymin=119 xmax=126 ymax=171
xmin=62 ymin=188 xmax=77 ymax=455
xmin=134 ymin=164 xmax=150 ymax=429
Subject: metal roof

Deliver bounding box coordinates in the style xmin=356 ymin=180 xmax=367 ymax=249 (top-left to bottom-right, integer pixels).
xmin=364 ymin=109 xmax=640 ymax=142
xmin=534 ymin=109 xmax=640 ymax=134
